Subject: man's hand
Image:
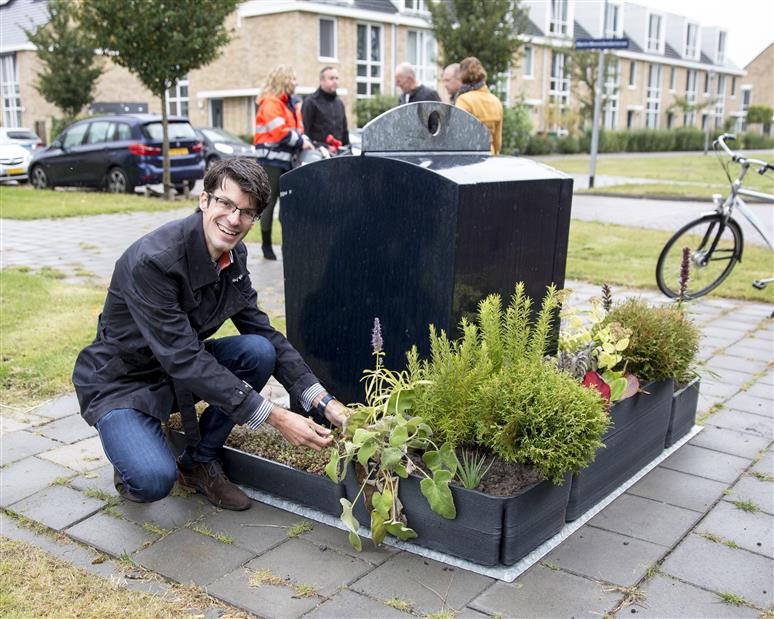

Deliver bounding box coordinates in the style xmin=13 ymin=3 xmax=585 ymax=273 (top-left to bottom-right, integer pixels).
xmin=266 ymin=406 xmax=332 ymax=450
xmin=323 ymin=399 xmax=350 ymax=429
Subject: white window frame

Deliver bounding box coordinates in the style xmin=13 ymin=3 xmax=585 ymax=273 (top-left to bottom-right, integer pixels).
xmin=166 ymin=75 xmax=189 ymax=118
xmin=549 ymin=0 xmax=569 ymax=36
xmin=714 ymin=74 xmax=726 ymax=129
xmin=523 ymin=45 xmax=534 ymax=79
xmin=645 ymin=63 xmax=662 ymax=129
xmin=628 ymin=60 xmax=637 ymax=89
xmin=319 ymin=17 xmax=337 ymax=62
xmin=716 ymin=31 xmax=726 ymax=65
xmin=684 ymin=23 xmax=699 ymax=60
xmin=1 ymin=54 xmax=22 ymax=128
xmin=685 ymin=69 xmax=697 ymax=126
xmin=549 ymin=50 xmax=570 ymax=108
xmin=356 ymin=22 xmax=383 ymax=98
xmin=401 ymin=0 xmax=429 ymax=14
xmin=604 ymin=2 xmax=622 ymax=38
xmin=407 ymin=29 xmax=437 ymax=86
xmin=603 ymin=58 xmax=620 ymax=129
xmin=646 ymin=13 xmax=664 ymax=54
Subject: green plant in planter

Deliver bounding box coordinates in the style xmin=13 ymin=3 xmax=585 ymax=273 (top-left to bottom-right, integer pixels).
xmin=325 ymin=318 xmax=457 ymax=551
xmin=411 ymin=283 xmax=609 ymax=486
xmin=556 ymin=291 xmax=638 ymax=403
xmin=603 ymin=298 xmax=700 ymax=384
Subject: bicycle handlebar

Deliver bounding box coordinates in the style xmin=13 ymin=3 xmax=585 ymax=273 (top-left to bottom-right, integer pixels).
xmin=715 ymin=133 xmax=773 ymax=173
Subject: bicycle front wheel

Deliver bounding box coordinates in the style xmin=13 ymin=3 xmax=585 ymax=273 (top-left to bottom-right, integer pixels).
xmin=656 ymin=214 xmax=743 ymax=299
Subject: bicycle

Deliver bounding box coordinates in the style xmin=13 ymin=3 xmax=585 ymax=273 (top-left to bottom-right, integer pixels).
xmin=656 ymin=134 xmax=774 ymax=299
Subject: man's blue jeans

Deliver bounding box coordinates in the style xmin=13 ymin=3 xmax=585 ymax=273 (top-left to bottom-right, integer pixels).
xmin=95 ymin=335 xmax=276 ymax=502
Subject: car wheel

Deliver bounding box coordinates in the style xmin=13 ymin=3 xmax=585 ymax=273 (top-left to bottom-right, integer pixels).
xmin=31 ymin=165 xmax=51 ymax=190
xmin=106 ymin=167 xmax=134 ymax=194
xmin=205 ymin=156 xmax=219 ymax=171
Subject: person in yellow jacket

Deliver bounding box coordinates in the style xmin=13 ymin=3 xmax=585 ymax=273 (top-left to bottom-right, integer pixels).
xmin=254 ymin=65 xmax=313 ymax=259
xmin=455 ymin=57 xmax=503 ymax=155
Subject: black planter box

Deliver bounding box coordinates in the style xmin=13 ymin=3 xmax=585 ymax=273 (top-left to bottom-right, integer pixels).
xmin=168 ymin=430 xmax=345 ymax=517
xmin=664 ymin=377 xmax=701 ymax=448
xmin=500 ymin=472 xmax=572 ymax=565
xmin=565 ymin=380 xmax=672 ymax=521
xmin=344 ymin=463 xmax=571 ymax=567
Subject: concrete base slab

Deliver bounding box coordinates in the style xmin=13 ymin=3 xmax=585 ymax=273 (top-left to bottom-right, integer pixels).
xmin=33 ymin=393 xmax=81 ymax=420
xmin=636 ymin=574 xmax=759 ymax=617
xmin=627 ymin=466 xmax=727 ymax=512
xmin=37 ymin=436 xmax=109 ymax=472
xmin=132 ymin=527 xmax=254 ymax=587
xmin=706 ymin=409 xmax=774 ymax=439
xmin=0 ymin=456 xmax=73 ymax=507
xmin=660 ymin=444 xmax=752 ymax=483
xmin=306 ymin=588 xmax=409 ymax=618
xmin=207 ymin=565 xmax=320 ymax=618
xmin=470 ymin=564 xmax=619 ymax=618
xmin=350 ymin=551 xmax=492 ymax=617
xmin=197 ymin=501 xmax=299 ymax=555
xmin=660 ymin=534 xmax=774 ymax=609
xmin=245 ymin=538 xmax=372 ymax=597
xmin=543 ymin=525 xmax=665 ymax=587
xmin=726 ymin=475 xmax=774 ymax=516
xmin=116 ymin=493 xmax=217 ymax=531
xmin=65 ymin=511 xmax=160 ymax=556
xmin=689 ymin=426 xmax=771 ymax=459
xmin=0 ymin=430 xmax=60 ymax=466
xmin=8 ymin=484 xmax=104 ymax=531
xmin=700 ymin=501 xmax=773 ymax=558
xmin=36 ymin=415 xmax=97 ymax=444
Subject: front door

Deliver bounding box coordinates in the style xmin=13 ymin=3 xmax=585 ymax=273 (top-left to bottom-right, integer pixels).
xmin=210 ymin=99 xmax=224 ymax=129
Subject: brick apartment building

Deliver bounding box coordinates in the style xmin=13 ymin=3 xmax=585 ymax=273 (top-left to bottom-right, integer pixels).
xmin=0 ymin=0 xmax=768 ymax=141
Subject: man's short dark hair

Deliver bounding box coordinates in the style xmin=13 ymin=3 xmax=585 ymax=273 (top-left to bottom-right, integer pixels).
xmin=319 ymin=66 xmax=335 ymax=77
xmin=203 ymin=157 xmax=271 ymax=213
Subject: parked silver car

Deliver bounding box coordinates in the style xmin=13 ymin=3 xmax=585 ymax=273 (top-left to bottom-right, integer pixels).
xmin=0 ymin=140 xmax=32 ymax=183
xmin=0 ymin=127 xmax=44 ymax=152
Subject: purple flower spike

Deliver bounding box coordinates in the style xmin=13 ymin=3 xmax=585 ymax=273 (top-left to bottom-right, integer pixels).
xmin=371 ymin=317 xmax=383 ymax=354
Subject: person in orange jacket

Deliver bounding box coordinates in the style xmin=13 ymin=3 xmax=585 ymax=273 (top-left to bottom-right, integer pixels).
xmin=254 ymin=65 xmax=313 ymax=259
xmin=455 ymin=57 xmax=503 ymax=155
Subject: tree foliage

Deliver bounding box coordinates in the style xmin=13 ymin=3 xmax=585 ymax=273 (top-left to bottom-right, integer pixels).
xmin=78 ymin=0 xmax=238 ymax=196
xmin=428 ymin=0 xmax=529 ymax=81
xmin=564 ymin=50 xmax=617 ymax=128
xmin=23 ymin=0 xmax=103 ymax=119
xmin=746 ymin=105 xmax=774 ymax=125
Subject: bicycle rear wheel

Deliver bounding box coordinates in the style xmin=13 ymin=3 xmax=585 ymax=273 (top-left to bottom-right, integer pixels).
xmin=656 ymin=214 xmax=743 ymax=299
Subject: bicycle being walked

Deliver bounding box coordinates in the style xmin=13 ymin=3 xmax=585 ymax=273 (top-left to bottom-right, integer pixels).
xmin=656 ymin=134 xmax=774 ymax=300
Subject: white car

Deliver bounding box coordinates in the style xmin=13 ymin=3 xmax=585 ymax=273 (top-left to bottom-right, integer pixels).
xmin=0 ymin=127 xmax=43 ymax=152
xmin=0 ymin=141 xmax=32 ymax=183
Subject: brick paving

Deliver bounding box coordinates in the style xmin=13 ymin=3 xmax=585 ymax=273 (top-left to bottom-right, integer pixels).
xmin=1 ymin=206 xmax=772 ymax=617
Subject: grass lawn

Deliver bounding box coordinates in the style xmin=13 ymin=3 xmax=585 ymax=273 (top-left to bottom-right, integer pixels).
xmin=0 ymin=185 xmax=194 ymax=219
xmin=0 ymin=537 xmax=243 ymax=618
xmin=541 ymin=153 xmax=774 ymax=197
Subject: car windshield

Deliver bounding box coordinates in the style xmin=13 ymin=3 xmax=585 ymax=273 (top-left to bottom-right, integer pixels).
xmin=201 ymin=128 xmax=244 ymax=144
xmin=6 ymin=130 xmax=39 ymax=140
xmin=142 ymin=122 xmax=197 ymax=141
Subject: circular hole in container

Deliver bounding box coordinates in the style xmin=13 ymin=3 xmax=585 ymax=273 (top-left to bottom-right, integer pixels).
xmin=427 ymin=111 xmax=441 ymax=136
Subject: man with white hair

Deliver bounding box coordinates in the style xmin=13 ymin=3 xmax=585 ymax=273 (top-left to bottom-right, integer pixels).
xmin=395 ymin=62 xmax=441 ymax=105
xmin=442 ymin=63 xmax=462 ymax=104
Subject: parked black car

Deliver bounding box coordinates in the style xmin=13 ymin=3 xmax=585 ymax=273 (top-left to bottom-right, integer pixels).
xmin=195 ymin=127 xmax=255 ymax=170
xmin=29 ymin=114 xmax=204 ymax=193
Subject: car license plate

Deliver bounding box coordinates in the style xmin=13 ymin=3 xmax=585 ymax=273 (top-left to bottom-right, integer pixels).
xmin=6 ymin=167 xmax=24 ymax=175
xmin=169 ymin=147 xmax=188 ymax=156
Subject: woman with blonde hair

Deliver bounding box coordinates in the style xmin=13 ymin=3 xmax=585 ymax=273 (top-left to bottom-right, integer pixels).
xmin=455 ymin=56 xmax=503 ymax=155
xmin=253 ymin=64 xmax=312 ymax=259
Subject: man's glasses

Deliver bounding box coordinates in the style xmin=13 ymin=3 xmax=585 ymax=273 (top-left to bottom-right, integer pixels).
xmin=207 ymin=193 xmax=259 ymax=223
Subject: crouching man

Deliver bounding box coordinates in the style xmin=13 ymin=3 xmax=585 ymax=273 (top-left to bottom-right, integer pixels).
xmin=73 ymin=157 xmax=348 ymax=511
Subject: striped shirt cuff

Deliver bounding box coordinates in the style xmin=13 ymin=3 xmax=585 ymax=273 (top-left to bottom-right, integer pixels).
xmin=245 ymin=396 xmax=274 ymax=429
xmin=300 ymin=383 xmax=326 ymax=413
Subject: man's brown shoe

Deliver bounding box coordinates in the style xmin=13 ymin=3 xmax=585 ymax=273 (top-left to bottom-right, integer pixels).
xmin=113 ymin=468 xmax=144 ymax=503
xmin=176 ymin=458 xmax=251 ymax=511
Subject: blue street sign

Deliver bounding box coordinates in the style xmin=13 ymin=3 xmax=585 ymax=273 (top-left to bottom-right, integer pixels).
xmin=575 ymin=38 xmax=630 ymax=50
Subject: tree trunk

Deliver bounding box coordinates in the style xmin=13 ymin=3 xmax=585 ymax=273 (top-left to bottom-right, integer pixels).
xmin=161 ymin=91 xmax=171 ymax=200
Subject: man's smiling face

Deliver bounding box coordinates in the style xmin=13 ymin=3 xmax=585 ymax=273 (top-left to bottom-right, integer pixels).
xmin=198 ymin=176 xmax=256 ymax=260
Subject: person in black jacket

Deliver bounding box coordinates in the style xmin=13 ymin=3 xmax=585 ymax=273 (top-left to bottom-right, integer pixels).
xmin=302 ymin=67 xmax=349 ymax=149
xmin=395 ymin=62 xmax=441 ymax=105
xmin=72 ymin=158 xmax=348 ymax=511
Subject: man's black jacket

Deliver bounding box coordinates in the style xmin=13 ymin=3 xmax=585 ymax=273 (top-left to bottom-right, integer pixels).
xmin=72 ymin=211 xmax=318 ymax=427
xmin=399 ymin=84 xmax=441 ymax=105
xmin=301 ymin=88 xmax=349 ymax=146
